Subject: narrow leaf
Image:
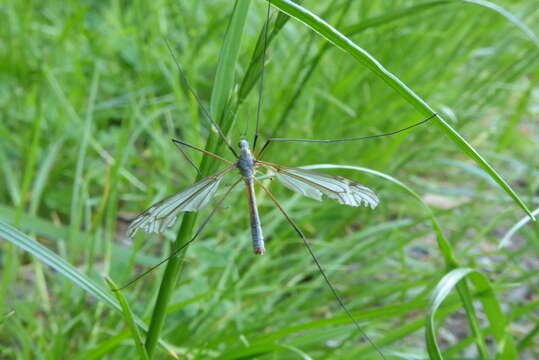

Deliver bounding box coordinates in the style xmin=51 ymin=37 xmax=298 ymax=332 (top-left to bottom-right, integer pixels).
xmin=426 ymin=268 xmax=518 ymax=359
xmin=499 ymin=207 xmax=539 ymax=248
xmin=105 ymin=277 xmax=150 ymax=360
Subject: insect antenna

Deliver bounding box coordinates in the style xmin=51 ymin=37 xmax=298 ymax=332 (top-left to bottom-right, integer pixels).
xmin=113 ymin=177 xmax=242 ymax=291
xmin=255 ymin=179 xmax=387 ymax=360
xmin=257 ymin=112 xmax=438 ymax=160
xmin=252 ymin=1 xmax=271 ymax=153
xmin=164 ymin=38 xmax=238 ymax=158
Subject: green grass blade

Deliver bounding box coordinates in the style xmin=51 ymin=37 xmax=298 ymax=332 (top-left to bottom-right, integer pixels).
xmin=518 ymin=323 xmax=539 ymax=352
xmin=426 ymin=268 xmax=518 ymax=359
xmin=343 ymin=1 xmax=449 ymax=35
xmin=0 ymin=219 xmax=176 ymax=358
xmin=69 ymin=64 xmax=99 ymax=254
xmin=500 ymin=207 xmax=539 ymax=248
xmin=210 ymin=0 xmax=252 ymax=121
xmin=267 ymin=0 xmax=535 ymax=220
xmin=105 ymin=277 xmax=149 ymax=360
xmin=460 ymin=0 xmax=539 ymax=49
xmin=0 ymin=145 xmax=21 ymax=206
xmin=16 ymin=91 xmax=42 ymax=223
xmin=0 ymin=309 xmax=15 ymax=325
xmin=497 ymin=78 xmax=537 ymax=152
xmin=143 ymin=1 xmax=252 ymax=357
xmin=28 ymin=139 xmax=65 ymax=216
xmin=455 ymin=280 xmax=490 ymax=359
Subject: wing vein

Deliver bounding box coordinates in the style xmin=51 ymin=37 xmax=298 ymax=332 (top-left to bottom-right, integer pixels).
xmin=127 ymin=165 xmax=236 ymax=238
xmin=258 ymin=161 xmax=378 ymax=208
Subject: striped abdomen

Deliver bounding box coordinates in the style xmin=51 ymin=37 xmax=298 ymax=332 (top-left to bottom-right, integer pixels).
xmin=245 ymin=178 xmax=265 ymax=255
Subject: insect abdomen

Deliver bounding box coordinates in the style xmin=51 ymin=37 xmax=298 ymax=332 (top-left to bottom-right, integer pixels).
xmin=245 ymin=178 xmax=265 ymax=255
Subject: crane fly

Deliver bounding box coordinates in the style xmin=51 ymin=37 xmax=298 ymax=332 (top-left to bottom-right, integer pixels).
xmin=122 ymin=3 xmax=436 ymax=359
xmin=126 ymin=138 xmax=379 ymax=255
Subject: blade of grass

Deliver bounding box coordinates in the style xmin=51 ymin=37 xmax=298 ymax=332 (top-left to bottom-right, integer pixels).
xmin=15 ymin=88 xmax=42 ymax=224
xmin=143 ymin=1 xmax=252 ymax=357
xmin=499 ymin=207 xmax=539 ymax=248
xmin=210 ymin=1 xmax=252 ymax=122
xmin=460 ymin=0 xmax=539 ymax=49
xmin=28 ymin=139 xmax=65 ymax=216
xmin=0 ymin=144 xmax=20 ymax=206
xmin=266 ymin=0 xmax=535 ymax=220
xmin=105 ymin=277 xmax=150 ymax=360
xmin=0 ymin=309 xmax=15 ymax=325
xmin=0 ymin=219 xmax=177 ymax=358
xmin=518 ymin=323 xmax=539 ymax=352
xmin=497 ymin=78 xmax=538 ymax=152
xmin=69 ymin=63 xmax=99 ymax=258
xmin=24 ymin=130 xmax=56 ymax=311
xmin=426 ymin=268 xmax=518 ymax=359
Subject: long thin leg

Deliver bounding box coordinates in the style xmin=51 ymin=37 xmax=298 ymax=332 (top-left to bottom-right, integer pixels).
xmin=172 ymin=138 xmax=233 ymax=165
xmin=254 ymin=178 xmax=387 ymax=360
xmin=173 ymin=140 xmax=202 ymax=176
xmin=252 ymin=2 xmax=271 ymax=153
xmin=257 ymin=112 xmax=438 ymax=160
xmin=164 ymin=38 xmax=239 ymax=158
xmin=115 ymin=177 xmax=242 ymax=291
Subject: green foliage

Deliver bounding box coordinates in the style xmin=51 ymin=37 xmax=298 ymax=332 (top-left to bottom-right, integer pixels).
xmin=1 ymin=0 xmax=537 ymax=359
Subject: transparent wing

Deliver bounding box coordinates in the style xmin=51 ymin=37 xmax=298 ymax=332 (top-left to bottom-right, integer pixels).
xmin=127 ymin=166 xmax=234 ymax=238
xmin=261 ymin=162 xmax=378 ymax=209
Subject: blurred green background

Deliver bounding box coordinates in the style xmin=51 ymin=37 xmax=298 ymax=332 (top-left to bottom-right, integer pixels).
xmin=0 ymin=0 xmax=537 ymax=359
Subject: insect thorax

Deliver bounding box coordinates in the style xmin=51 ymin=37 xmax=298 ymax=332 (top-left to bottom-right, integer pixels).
xmin=237 ymin=139 xmax=255 ymax=178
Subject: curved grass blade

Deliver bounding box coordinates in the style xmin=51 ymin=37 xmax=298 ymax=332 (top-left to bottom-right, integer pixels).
xmin=426 ymin=268 xmax=518 ymax=360
xmin=276 ymin=344 xmax=314 ymax=360
xmin=266 ymin=0 xmax=535 ymax=220
xmin=105 ymin=277 xmax=150 ymax=360
xmin=460 ymin=0 xmax=539 ymax=49
xmin=499 ymin=207 xmax=539 ymax=248
xmin=0 ymin=219 xmax=177 ymax=358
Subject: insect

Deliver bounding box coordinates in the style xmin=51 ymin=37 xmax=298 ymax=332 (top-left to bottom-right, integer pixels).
xmin=123 ymin=4 xmax=436 ymax=359
xmin=126 ymin=137 xmax=379 ymax=254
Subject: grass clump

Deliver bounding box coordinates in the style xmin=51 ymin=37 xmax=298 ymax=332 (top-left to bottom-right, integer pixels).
xmin=0 ymin=0 xmax=538 ymax=359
